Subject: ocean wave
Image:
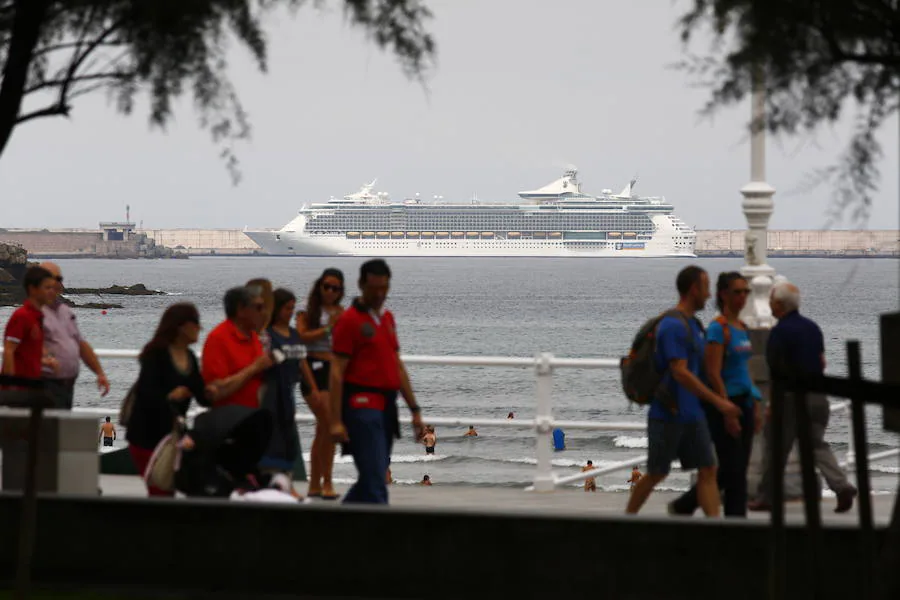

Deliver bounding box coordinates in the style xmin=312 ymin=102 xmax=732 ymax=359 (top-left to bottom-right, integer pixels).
xmin=613 ymin=435 xmax=647 ymax=449
xmin=506 ymin=457 xmax=621 ymax=469
xmin=302 ymin=452 xmax=448 ymax=464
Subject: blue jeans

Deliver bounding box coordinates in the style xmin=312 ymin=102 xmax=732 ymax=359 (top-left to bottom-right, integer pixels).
xmin=342 ymin=407 xmax=395 ymax=504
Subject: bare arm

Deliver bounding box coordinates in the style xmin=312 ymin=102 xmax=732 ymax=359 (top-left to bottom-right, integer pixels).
xmin=79 ymin=341 xmax=104 ymax=377
xmin=670 ymin=359 xmax=726 ymax=407
xmin=295 ymin=311 xmax=331 ymax=345
xmin=2 ymin=340 xmax=16 ymax=375
xmin=397 ymin=357 xmax=418 ymax=411
xmin=210 ymin=356 xmax=271 ymax=402
xmin=329 ymin=355 xmax=349 ymax=430
xmin=398 ymin=355 xmax=424 ymax=441
xmin=703 ymin=342 xmax=728 ymax=399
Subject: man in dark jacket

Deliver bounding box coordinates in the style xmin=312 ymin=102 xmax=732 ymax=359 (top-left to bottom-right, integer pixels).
xmin=750 ymin=282 xmax=857 ymax=513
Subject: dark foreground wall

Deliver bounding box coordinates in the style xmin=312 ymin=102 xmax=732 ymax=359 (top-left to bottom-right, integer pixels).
xmin=0 ymin=493 xmax=891 ymax=600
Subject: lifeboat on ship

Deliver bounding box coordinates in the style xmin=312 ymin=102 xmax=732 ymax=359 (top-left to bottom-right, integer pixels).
xmin=362 ymin=232 xmax=375 ymax=239
xmin=346 ymin=232 xmax=360 ymax=239
xmin=391 ymin=232 xmax=404 ymax=238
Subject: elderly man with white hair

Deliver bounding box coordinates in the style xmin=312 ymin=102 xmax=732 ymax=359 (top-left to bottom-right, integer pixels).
xmin=749 ymin=281 xmax=858 ymax=513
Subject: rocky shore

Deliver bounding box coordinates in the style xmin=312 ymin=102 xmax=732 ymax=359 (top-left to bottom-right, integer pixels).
xmin=0 ymin=243 xmax=162 ymax=308
xmin=64 ymin=283 xmax=166 ymax=296
xmin=0 ymin=242 xmax=28 ymax=307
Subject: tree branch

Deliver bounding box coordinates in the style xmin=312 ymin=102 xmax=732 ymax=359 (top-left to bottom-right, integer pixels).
xmin=32 ymin=39 xmax=126 ymax=58
xmin=54 ymin=18 xmax=126 ymax=108
xmin=24 ymin=70 xmax=134 ymax=95
xmin=14 ymin=103 xmax=70 ymax=125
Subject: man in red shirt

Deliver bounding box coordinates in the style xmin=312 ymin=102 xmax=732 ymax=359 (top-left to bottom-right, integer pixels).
xmin=202 ymin=286 xmax=273 ymax=408
xmin=330 ymin=259 xmax=425 ymax=504
xmin=3 ymin=266 xmax=57 ymax=381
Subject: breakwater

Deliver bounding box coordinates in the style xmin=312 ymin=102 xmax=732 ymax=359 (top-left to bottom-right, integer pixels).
xmin=5 ymin=228 xmax=897 ymax=258
xmin=0 ymin=224 xmax=184 ymax=259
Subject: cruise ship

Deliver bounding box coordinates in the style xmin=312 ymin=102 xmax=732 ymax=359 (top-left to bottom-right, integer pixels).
xmin=243 ymin=169 xmax=696 ymax=257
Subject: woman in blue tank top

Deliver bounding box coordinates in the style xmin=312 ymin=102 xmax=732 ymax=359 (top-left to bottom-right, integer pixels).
xmin=670 ymin=271 xmax=761 ymax=517
xmin=260 ymin=288 xmax=318 ymax=495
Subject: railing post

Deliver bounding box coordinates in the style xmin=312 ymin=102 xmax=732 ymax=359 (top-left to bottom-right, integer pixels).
xmin=847 ymin=341 xmax=875 ymax=600
xmin=532 ymin=352 xmax=555 ymax=492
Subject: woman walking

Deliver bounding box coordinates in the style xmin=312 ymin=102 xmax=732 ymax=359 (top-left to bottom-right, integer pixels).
xmin=260 ymin=289 xmax=318 ymax=493
xmin=669 ymin=271 xmax=761 ymax=517
xmin=296 ymin=268 xmax=345 ymax=499
xmin=126 ymin=303 xmax=212 ymax=497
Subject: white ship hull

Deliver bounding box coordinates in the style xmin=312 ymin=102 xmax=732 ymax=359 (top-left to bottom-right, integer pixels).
xmin=245 ymin=229 xmax=695 ymax=259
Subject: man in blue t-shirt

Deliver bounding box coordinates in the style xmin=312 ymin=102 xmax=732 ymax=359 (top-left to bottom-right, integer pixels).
xmin=626 ymin=266 xmax=742 ymax=516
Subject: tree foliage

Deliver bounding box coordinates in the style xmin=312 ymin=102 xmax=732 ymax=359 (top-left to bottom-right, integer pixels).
xmin=675 ymin=1 xmax=900 ymax=224
xmin=0 ymin=0 xmax=435 ymax=182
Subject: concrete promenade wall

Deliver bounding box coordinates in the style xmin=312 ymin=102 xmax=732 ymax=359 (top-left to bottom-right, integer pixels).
xmin=0 ymin=493 xmax=892 ymax=599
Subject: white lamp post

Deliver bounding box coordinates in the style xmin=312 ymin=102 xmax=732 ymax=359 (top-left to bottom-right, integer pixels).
xmin=740 ymin=67 xmax=781 ymax=328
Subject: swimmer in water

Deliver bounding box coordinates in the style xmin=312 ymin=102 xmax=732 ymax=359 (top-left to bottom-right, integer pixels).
xmin=464 ymin=425 xmax=478 ymax=437
xmin=99 ymin=416 xmax=116 ymax=447
xmin=423 ymin=426 xmax=436 ymax=455
xmin=583 ymin=460 xmax=597 ymax=492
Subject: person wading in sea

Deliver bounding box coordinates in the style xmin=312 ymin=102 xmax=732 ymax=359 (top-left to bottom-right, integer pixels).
xmin=329 ymin=259 xmax=425 ymax=504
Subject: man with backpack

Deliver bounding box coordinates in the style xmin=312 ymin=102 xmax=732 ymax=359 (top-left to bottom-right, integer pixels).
xmin=624 ymin=266 xmax=741 ymax=516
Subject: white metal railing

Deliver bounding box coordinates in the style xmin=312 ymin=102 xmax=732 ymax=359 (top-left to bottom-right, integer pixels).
xmin=6 ymin=349 xmax=898 ymax=491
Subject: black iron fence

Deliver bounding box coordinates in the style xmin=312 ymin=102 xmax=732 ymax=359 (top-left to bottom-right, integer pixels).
xmin=769 ymin=340 xmax=900 ymax=600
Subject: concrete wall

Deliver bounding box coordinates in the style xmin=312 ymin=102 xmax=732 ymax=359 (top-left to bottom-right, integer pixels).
xmin=140 ymin=229 xmax=262 ymax=255
xmin=0 ymin=494 xmax=892 ymax=599
xmin=696 ymin=230 xmax=900 ymax=255
xmin=0 ymin=230 xmax=179 ymax=258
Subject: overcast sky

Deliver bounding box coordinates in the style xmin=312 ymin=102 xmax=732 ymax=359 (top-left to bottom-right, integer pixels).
xmin=0 ymin=0 xmax=897 ymax=231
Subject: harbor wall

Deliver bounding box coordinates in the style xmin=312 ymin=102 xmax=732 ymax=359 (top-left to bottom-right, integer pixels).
xmin=5 ymin=228 xmax=898 ymax=257
xmin=141 ymin=228 xmax=900 ymax=257
xmin=0 ymin=228 xmax=181 ymax=259
xmin=695 ymin=229 xmax=900 ymax=257
xmin=139 ymin=228 xmax=263 ymax=256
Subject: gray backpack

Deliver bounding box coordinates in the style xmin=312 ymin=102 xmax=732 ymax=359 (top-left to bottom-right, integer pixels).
xmin=620 ymin=310 xmax=701 ymax=411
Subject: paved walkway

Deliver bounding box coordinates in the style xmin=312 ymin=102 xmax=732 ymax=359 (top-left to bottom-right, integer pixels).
xmin=100 ymin=475 xmax=897 ymax=525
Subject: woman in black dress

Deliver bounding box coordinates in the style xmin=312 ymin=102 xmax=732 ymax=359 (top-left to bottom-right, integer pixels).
xmin=126 ymin=303 xmax=211 ymax=497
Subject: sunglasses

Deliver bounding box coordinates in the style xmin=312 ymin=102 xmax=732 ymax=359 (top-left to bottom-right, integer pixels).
xmin=250 ymin=302 xmax=265 ymax=311
xmin=54 ymin=276 xmax=63 ymax=283
xmin=323 ymin=284 xmax=343 ymax=293
xmin=732 ymin=289 xmax=751 ymax=295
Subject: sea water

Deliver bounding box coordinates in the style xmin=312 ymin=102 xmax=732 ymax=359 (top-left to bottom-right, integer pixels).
xmin=2 ymin=257 xmax=897 ymax=492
